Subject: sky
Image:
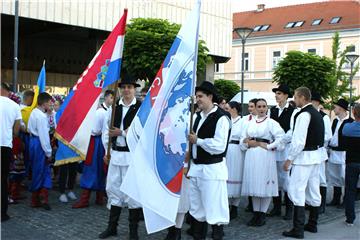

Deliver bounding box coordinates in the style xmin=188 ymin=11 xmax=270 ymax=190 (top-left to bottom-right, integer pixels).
xmin=231 ymin=0 xmax=330 ymax=12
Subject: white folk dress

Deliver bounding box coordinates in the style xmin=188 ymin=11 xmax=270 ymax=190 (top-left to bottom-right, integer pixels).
xmin=226 ymin=116 xmax=245 ymax=198
xmin=241 ymin=116 xmax=284 ymax=197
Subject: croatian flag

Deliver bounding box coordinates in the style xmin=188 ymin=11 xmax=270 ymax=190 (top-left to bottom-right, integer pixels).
xmin=54 ymin=9 xmax=128 ymax=163
xmin=121 ymin=0 xmax=201 ymax=233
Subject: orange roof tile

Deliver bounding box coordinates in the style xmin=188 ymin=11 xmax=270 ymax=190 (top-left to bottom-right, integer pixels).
xmin=233 ymin=1 xmax=360 ymax=39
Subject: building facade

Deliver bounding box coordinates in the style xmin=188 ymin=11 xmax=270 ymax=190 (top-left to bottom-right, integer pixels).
xmin=219 ymin=1 xmax=360 ymax=97
xmin=1 ymin=0 xmax=232 ymax=93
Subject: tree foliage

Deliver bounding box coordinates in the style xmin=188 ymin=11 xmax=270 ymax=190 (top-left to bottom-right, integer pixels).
xmin=214 ymin=79 xmax=240 ymax=102
xmin=327 ymin=32 xmax=359 ymax=107
xmin=122 ymin=18 xmax=211 ymax=83
xmin=273 ymin=51 xmax=336 ymax=99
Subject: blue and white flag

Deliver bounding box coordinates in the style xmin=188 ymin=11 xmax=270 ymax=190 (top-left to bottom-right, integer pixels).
xmin=120 ymin=0 xmax=201 ymax=234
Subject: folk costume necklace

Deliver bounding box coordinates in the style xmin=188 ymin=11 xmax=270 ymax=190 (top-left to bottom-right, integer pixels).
xmin=256 ymin=116 xmax=267 ymax=124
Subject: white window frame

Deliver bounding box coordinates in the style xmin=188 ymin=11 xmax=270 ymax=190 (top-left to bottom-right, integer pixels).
xmin=272 ymin=50 xmax=282 ymax=69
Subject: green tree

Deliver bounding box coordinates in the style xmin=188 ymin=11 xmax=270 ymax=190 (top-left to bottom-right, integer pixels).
xmin=122 ymin=18 xmax=211 ymax=82
xmin=327 ymin=32 xmax=359 ymax=108
xmin=273 ymin=51 xmax=336 ymax=99
xmin=214 ymin=79 xmax=240 ymax=102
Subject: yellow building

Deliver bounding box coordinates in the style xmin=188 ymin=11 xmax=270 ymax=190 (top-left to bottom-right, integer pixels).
xmin=219 ymin=1 xmax=360 ymax=98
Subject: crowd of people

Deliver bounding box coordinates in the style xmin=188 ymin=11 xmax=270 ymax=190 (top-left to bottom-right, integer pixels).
xmin=1 ymin=79 xmax=360 ymax=240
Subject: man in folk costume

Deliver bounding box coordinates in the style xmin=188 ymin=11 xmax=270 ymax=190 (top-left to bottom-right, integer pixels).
xmin=99 ymin=73 xmax=142 ymax=240
xmin=72 ymin=90 xmax=114 ymax=208
xmin=269 ymin=84 xmax=296 ymax=220
xmin=27 ymin=92 xmax=53 ymax=211
xmin=283 ymin=87 xmax=324 ymax=239
xmin=311 ymin=92 xmax=332 ymax=214
xmin=327 ymin=98 xmax=353 ymax=207
xmin=187 ymin=81 xmax=231 ymax=240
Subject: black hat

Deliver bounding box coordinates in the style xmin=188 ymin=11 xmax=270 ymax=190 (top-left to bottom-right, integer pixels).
xmin=311 ymin=92 xmax=323 ymax=103
xmin=118 ymin=72 xmax=140 ymax=88
xmin=195 ymin=81 xmax=218 ymax=103
xmin=272 ymin=84 xmax=292 ymax=98
xmin=334 ymin=98 xmax=349 ymax=111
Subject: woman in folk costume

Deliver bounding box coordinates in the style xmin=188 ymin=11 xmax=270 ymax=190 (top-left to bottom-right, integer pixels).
xmin=224 ymin=101 xmax=244 ymax=220
xmin=241 ymin=98 xmax=285 ymax=226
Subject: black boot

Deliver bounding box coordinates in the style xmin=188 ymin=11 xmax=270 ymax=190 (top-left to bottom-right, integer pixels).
xmin=327 ymin=187 xmax=341 ymax=206
xmin=319 ymin=187 xmax=327 ymax=214
xmin=247 ymin=212 xmax=259 ymax=226
xmin=282 ymin=206 xmax=305 ymax=239
xmin=268 ymin=192 xmax=282 ymax=217
xmin=356 ymin=188 xmax=360 ymax=201
xmin=229 ymin=205 xmax=238 ymax=220
xmin=211 ymin=225 xmax=224 ymax=240
xmin=255 ymin=212 xmax=266 ymax=227
xmin=192 ymin=217 xmax=207 ymax=240
xmin=98 ymin=205 xmax=121 ymax=239
xmin=186 ymin=214 xmax=194 ymax=237
xmin=129 ymin=208 xmax=141 ymax=240
xmin=164 ymin=226 xmax=181 ymax=240
xmin=245 ymin=196 xmax=253 ymax=212
xmin=304 ymin=206 xmax=319 ymax=233
xmin=283 ymin=192 xmax=293 ymax=220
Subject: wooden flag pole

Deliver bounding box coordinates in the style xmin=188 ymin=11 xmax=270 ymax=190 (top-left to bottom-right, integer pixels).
xmin=106 ymin=81 xmax=119 ymax=161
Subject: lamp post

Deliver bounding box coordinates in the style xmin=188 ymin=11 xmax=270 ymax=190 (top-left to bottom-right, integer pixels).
xmin=234 ymin=27 xmax=253 ymax=117
xmin=345 ymin=54 xmax=359 ymax=113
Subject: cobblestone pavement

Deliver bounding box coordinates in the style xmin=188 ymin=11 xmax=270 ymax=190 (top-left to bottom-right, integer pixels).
xmin=2 ymin=185 xmax=359 ymax=240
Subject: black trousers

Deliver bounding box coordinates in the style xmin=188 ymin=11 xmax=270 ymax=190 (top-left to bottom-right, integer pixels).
xmin=58 ymin=162 xmax=78 ymax=193
xmin=1 ymin=147 xmax=11 ymax=218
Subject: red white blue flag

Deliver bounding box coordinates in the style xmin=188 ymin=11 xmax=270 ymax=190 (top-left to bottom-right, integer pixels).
xmin=121 ymin=1 xmax=201 ymax=233
xmin=55 ymin=9 xmax=128 ymax=163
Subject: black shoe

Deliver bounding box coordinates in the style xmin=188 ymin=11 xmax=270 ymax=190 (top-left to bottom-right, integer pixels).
xmin=282 ymin=228 xmax=304 ymax=239
xmin=247 ymin=212 xmax=259 ymax=226
xmin=211 ymin=225 xmax=224 ymax=240
xmin=283 ymin=206 xmax=305 ymax=239
xmin=230 ymin=205 xmax=238 ymax=220
xmin=1 ymin=214 xmax=10 ymax=222
xmin=283 ymin=193 xmax=293 ymax=220
xmin=164 ymin=226 xmax=175 ymax=240
xmin=327 ymin=187 xmax=341 ymax=206
xmin=186 ymin=226 xmax=194 ymax=236
xmin=304 ymin=224 xmax=317 ymax=233
xmin=98 ymin=228 xmax=117 ymax=239
xmin=42 ymin=203 xmax=51 ymax=210
xmin=245 ymin=196 xmax=253 ymax=212
xmin=255 ymin=212 xmax=266 ymax=227
xmin=98 ymin=205 xmax=121 ymax=239
xmin=267 ymin=206 xmax=281 ymax=217
xmin=319 ymin=186 xmax=327 ymax=214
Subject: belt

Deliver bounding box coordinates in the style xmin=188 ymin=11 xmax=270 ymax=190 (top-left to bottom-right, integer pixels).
xmin=249 ymin=137 xmax=270 ymax=144
xmin=329 ymin=146 xmax=343 ymax=151
xmin=303 ymin=145 xmax=324 ymax=151
xmin=229 ymin=140 xmax=240 ymax=144
xmin=112 ymin=145 xmax=129 ymax=152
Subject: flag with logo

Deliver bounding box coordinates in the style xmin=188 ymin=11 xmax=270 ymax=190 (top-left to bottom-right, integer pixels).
xmin=121 ymin=1 xmax=201 ymax=233
xmin=54 ymin=9 xmax=128 ymax=165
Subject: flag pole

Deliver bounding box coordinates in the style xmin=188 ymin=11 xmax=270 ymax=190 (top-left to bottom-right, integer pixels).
xmin=106 ymin=8 xmax=128 ymax=162
xmin=187 ymin=0 xmax=201 ymax=174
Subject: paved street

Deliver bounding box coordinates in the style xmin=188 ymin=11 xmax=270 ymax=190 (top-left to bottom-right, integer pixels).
xmin=1 ymin=185 xmax=359 ymax=240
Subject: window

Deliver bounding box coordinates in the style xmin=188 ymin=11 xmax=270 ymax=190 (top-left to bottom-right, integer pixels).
xmin=312 ymin=19 xmax=322 ymax=25
xmin=308 ymin=48 xmax=317 ymax=54
xmin=243 ymin=52 xmax=249 ymax=71
xmin=254 ymin=25 xmax=262 ymax=31
xmin=260 ymin=25 xmax=270 ymax=31
xmin=346 ymin=45 xmax=356 ymax=52
xmin=330 ymin=17 xmax=341 ymax=24
xmin=214 ymin=63 xmax=220 ymax=73
xmin=272 ymin=51 xmax=282 ymax=69
xmin=285 ymin=22 xmax=295 ymax=28
xmin=294 ymin=21 xmax=304 ymax=27
xmin=285 ymin=21 xmax=304 ymax=28
xmin=253 ymin=25 xmax=271 ymax=32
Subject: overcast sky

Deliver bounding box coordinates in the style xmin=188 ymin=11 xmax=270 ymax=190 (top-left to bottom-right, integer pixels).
xmin=231 ymin=0 xmax=329 ymax=12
